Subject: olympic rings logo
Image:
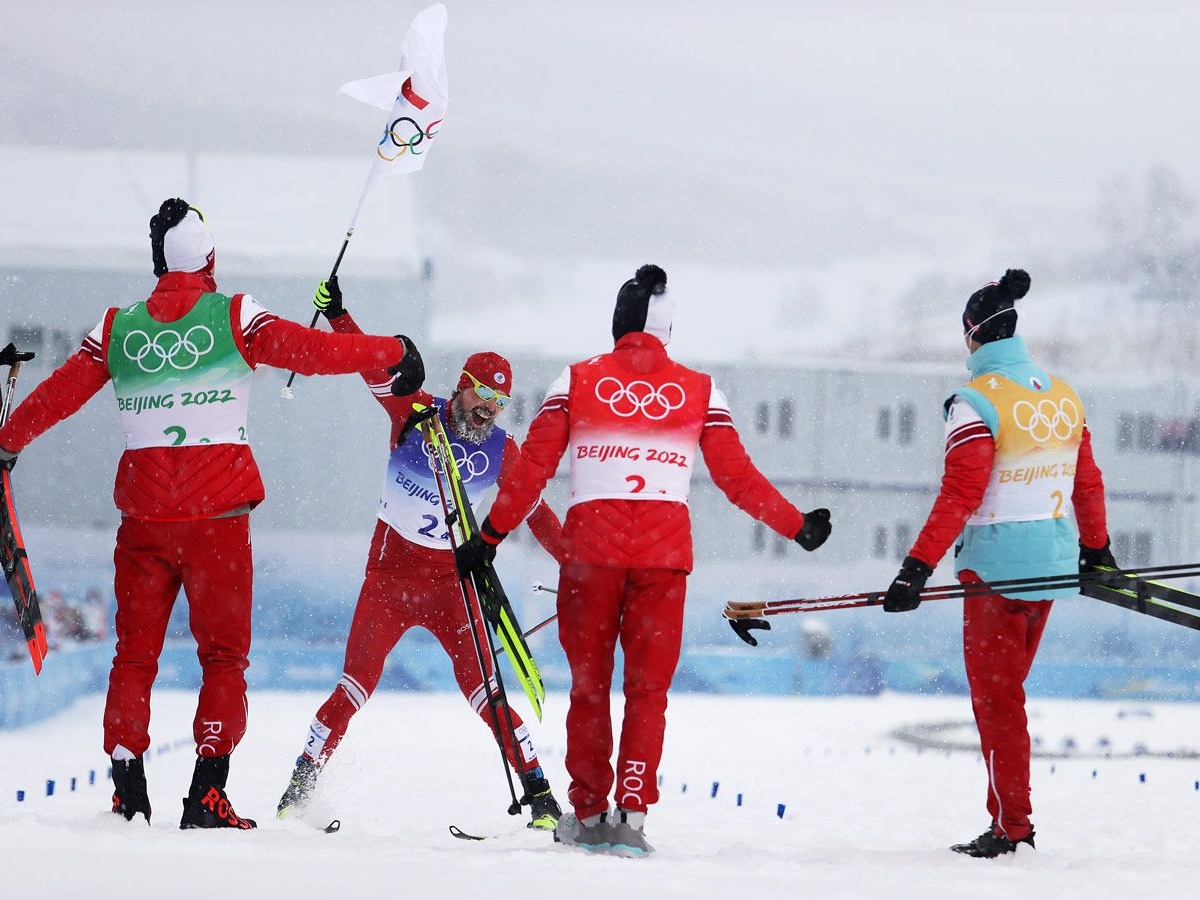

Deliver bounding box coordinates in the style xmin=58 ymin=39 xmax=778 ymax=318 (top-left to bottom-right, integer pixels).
xmin=122 ymin=326 xmax=215 ymax=373
xmin=594 ymin=377 xmax=686 ymax=420
xmin=1012 ymin=397 xmax=1080 ymax=443
xmin=377 ymin=117 xmax=442 ymax=161
xmin=424 ymin=440 xmax=490 ymax=481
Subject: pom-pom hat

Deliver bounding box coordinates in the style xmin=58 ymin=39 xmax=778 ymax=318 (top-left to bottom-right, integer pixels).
xmin=150 ymin=198 xmax=215 ymax=277
xmin=612 ymin=264 xmax=672 ymax=345
xmin=962 ymin=268 xmax=1031 ymax=344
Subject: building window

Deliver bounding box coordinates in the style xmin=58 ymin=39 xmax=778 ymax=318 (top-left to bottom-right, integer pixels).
xmin=872 ymin=525 xmax=888 ymax=559
xmin=773 ymin=532 xmax=789 ymax=557
xmin=778 ymin=399 xmax=794 ymax=439
xmin=1134 ymin=531 xmax=1153 ymax=566
xmin=1116 ymin=413 xmax=1135 ymax=452
xmin=1113 ymin=532 xmax=1131 ymax=563
xmin=7 ymin=325 xmax=43 ymax=352
xmin=49 ymin=328 xmax=74 ymax=366
xmin=898 ymin=403 xmax=916 ymax=445
xmin=1137 ymin=415 xmax=1157 ymax=450
xmin=510 ymin=394 xmax=527 ymax=427
xmin=894 ymin=523 xmax=912 ymax=561
xmin=751 ymin=522 xmax=765 ymax=553
xmin=876 ymin=407 xmax=891 ymax=440
xmin=755 ymin=401 xmax=770 ymax=434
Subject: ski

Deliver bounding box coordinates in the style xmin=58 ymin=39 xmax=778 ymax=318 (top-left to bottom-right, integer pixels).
xmin=1082 ymin=566 xmax=1200 ymax=631
xmin=0 ymin=349 xmax=48 ymax=674
xmin=415 ymin=404 xmax=545 ymax=720
xmin=448 ymin=823 xmax=546 ymax=841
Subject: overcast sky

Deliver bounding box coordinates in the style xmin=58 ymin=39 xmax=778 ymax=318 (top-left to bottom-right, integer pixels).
xmin=4 ymin=1 xmax=1197 ymax=265
xmin=4 ymin=1 xmax=1199 ymax=368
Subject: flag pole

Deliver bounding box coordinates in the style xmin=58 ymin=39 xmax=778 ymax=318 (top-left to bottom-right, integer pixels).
xmin=279 ymin=3 xmax=448 ymax=400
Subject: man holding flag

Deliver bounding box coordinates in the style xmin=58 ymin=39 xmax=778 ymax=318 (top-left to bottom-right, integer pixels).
xmin=276 ymin=278 xmax=565 ymax=830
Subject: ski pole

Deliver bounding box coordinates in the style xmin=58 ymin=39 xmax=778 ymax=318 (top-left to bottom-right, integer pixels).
xmin=1 ymin=349 xmax=37 ymax=425
xmin=493 ymin=585 xmax=558 ymax=657
xmin=725 ymin=563 xmax=1200 ymax=646
xmin=725 ymin=563 xmax=1200 ymax=619
xmin=281 ymin=233 xmax=354 ymax=398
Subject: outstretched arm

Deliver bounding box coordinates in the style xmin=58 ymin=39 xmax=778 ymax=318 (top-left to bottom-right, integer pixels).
xmin=906 ymin=398 xmax=994 ymax=568
xmin=485 ymin=370 xmax=572 ymax=537
xmin=698 ymin=385 xmax=804 ymax=539
xmin=500 ymin=435 xmax=565 ymax=562
xmin=0 ymin=316 xmax=113 ymax=453
xmin=236 ymin=295 xmax=404 ymax=377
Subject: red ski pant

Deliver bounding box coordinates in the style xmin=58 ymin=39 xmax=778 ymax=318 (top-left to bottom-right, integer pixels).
xmin=307 ymin=522 xmax=538 ymax=776
xmin=961 ymin=571 xmax=1052 ymax=842
xmin=104 ymin=514 xmax=252 ymax=759
xmin=557 ymin=562 xmax=687 ymax=819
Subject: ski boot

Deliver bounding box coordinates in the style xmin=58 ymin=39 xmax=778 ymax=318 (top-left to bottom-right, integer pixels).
xmin=951 ymin=824 xmax=1035 ymax=858
xmin=179 ymin=754 xmax=256 ymax=830
xmin=609 ymin=807 xmax=655 ymax=858
xmin=520 ymin=769 xmax=562 ymax=830
xmin=111 ymin=756 xmax=151 ymax=824
xmin=276 ymin=755 xmax=320 ymax=820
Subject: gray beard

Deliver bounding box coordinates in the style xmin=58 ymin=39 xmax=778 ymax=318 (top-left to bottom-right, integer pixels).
xmin=449 ymin=402 xmax=496 ymax=445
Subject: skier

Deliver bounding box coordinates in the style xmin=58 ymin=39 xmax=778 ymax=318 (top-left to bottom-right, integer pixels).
xmin=276 ymin=277 xmax=565 ymax=829
xmin=881 ymin=268 xmax=1114 ymax=857
xmin=454 ymin=264 xmax=833 ymax=856
xmin=0 ymin=199 xmax=423 ymax=829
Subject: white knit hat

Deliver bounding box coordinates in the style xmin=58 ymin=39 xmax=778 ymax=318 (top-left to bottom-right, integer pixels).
xmin=162 ymin=208 xmax=215 ymax=274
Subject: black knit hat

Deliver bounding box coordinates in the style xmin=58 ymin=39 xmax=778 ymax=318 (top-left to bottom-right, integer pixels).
xmin=612 ymin=264 xmax=671 ymax=343
xmin=962 ymin=268 xmax=1031 ymax=344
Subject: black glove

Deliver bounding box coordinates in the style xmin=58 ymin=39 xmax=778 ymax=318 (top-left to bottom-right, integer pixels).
xmin=1079 ymin=539 xmax=1117 ymax=575
xmin=388 ymin=335 xmax=425 ymax=396
xmin=0 ymin=343 xmax=35 ymax=367
xmin=396 ymin=399 xmax=438 ymax=447
xmin=453 ymin=518 xmax=506 ymax=579
xmin=313 ymin=276 xmax=345 ymax=320
xmin=883 ymin=556 xmax=934 ymax=613
xmin=794 ymin=508 xmax=832 ymax=551
xmin=0 ymin=445 xmax=17 ymax=472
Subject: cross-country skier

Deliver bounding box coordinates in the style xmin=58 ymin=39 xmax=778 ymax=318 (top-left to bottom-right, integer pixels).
xmin=881 ymin=268 xmax=1114 ymax=858
xmin=454 ymin=264 xmax=833 ymax=857
xmin=0 ymin=199 xmax=423 ymax=830
xmin=275 ymin=276 xmax=565 ymax=829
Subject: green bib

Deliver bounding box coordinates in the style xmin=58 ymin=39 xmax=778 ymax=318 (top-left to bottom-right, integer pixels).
xmin=108 ymin=293 xmax=254 ymax=449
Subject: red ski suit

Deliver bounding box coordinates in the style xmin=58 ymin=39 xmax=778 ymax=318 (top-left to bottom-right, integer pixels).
xmin=484 ymin=332 xmax=808 ymax=819
xmin=300 ymin=311 xmax=564 ymax=779
xmin=0 ymin=272 xmax=406 ymax=759
xmin=908 ymin=397 xmax=1108 ymax=841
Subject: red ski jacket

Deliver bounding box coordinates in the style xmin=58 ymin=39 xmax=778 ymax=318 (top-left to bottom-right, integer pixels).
xmin=0 ymin=272 xmax=405 ymax=521
xmin=485 ymin=332 xmax=805 ymax=572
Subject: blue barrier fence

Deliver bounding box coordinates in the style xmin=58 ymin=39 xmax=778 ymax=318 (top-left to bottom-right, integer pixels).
xmin=4 ymin=639 xmax=1200 ymax=730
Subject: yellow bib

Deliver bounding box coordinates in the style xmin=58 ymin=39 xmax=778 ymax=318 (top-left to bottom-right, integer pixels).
xmin=964 ymin=373 xmax=1084 ymax=525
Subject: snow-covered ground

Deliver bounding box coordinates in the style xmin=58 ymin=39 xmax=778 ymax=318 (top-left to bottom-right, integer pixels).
xmin=3 ymin=689 xmax=1199 ymax=898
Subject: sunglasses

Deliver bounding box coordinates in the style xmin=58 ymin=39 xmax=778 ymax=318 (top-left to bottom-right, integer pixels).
xmin=463 ymin=370 xmax=511 ymax=408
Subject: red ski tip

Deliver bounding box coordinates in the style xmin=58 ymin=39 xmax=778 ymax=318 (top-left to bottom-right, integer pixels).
xmin=28 ymin=622 xmax=47 ymax=674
